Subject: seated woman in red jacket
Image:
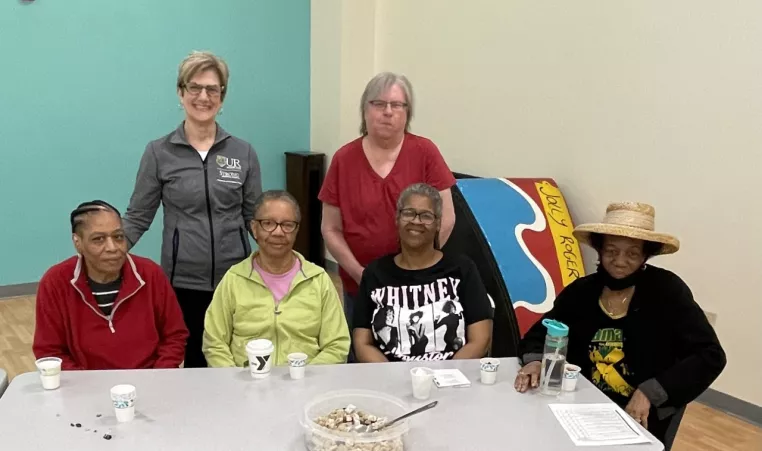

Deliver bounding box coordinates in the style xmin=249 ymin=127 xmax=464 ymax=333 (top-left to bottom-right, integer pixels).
xmin=33 ymin=201 xmax=189 ymax=370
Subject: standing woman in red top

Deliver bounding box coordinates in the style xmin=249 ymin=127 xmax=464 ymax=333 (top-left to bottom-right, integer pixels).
xmin=319 ymin=72 xmax=457 ymax=346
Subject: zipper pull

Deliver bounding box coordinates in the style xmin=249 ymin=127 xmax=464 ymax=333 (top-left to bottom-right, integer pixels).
xmin=274 ymin=308 xmax=281 ymax=316
xmin=108 ymin=319 xmax=115 ymax=333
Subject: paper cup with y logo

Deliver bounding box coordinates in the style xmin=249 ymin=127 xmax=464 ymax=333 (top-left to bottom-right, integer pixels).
xmin=246 ymin=339 xmax=274 ymax=379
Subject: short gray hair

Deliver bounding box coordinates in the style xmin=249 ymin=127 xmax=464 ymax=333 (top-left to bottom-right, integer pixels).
xmin=396 ymin=183 xmax=442 ymax=218
xmin=360 ymin=72 xmax=415 ymax=135
xmin=252 ymin=190 xmax=301 ymax=222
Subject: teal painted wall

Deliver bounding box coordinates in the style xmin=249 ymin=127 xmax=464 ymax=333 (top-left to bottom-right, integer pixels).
xmin=0 ymin=0 xmax=310 ymax=285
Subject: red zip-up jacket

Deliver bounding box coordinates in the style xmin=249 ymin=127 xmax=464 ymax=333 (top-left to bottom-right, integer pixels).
xmin=33 ymin=254 xmax=189 ymax=370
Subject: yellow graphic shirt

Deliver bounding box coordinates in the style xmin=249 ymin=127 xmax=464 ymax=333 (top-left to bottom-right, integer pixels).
xmin=589 ymin=328 xmax=634 ymax=404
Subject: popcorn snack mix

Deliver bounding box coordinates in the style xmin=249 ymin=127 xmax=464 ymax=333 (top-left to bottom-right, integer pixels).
xmin=308 ymin=404 xmax=404 ymax=451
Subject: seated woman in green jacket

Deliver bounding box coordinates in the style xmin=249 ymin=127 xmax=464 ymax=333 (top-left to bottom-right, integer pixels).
xmin=203 ymin=190 xmax=350 ymax=367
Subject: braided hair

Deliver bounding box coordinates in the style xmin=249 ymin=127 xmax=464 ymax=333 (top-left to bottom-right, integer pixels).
xmin=70 ymin=200 xmax=121 ymax=234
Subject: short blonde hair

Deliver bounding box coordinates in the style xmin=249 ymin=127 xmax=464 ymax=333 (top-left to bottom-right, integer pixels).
xmin=177 ymin=51 xmax=230 ymax=100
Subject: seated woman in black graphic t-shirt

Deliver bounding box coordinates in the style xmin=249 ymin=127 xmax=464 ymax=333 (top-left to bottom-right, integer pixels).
xmin=353 ymin=183 xmax=494 ymax=363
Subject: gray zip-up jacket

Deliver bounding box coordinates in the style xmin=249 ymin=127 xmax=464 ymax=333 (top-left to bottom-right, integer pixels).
xmin=123 ymin=123 xmax=262 ymax=292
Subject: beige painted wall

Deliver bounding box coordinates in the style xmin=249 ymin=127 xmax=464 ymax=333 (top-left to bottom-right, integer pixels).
xmin=311 ymin=0 xmax=378 ymax=263
xmin=312 ymin=1 xmax=762 ymax=405
xmin=311 ymin=0 xmax=377 ymax=159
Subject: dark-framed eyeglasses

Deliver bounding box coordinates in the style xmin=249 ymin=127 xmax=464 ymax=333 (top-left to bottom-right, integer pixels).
xmin=184 ymin=83 xmax=224 ymax=98
xmin=398 ymin=208 xmax=437 ymax=225
xmin=368 ymin=100 xmax=408 ymax=111
xmin=255 ymin=219 xmax=299 ymax=233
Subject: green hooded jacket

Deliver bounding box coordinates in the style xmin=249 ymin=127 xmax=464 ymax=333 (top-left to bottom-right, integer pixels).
xmin=203 ymin=252 xmax=349 ymax=367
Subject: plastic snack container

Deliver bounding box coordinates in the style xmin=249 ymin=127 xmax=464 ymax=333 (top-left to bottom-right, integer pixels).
xmin=302 ymin=389 xmax=410 ymax=451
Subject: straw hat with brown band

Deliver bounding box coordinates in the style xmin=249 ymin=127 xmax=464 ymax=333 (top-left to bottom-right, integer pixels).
xmin=573 ymin=202 xmax=680 ymax=255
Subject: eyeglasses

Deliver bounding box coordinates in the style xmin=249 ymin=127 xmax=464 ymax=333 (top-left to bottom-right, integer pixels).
xmin=398 ymin=208 xmax=437 ymax=225
xmin=369 ymin=100 xmax=408 ymax=111
xmin=184 ymin=83 xmax=224 ymax=98
xmin=255 ymin=219 xmax=299 ymax=233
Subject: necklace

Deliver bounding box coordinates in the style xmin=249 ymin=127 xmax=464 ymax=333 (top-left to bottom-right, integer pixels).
xmin=599 ymin=292 xmax=631 ymax=319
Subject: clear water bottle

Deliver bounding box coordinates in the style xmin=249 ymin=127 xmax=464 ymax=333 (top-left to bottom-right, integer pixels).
xmin=539 ymin=318 xmax=569 ymax=396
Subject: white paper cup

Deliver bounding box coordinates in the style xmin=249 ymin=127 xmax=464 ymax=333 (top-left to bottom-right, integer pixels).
xmin=35 ymin=357 xmax=62 ymax=390
xmin=288 ymin=352 xmax=308 ymax=380
xmin=115 ymin=406 xmax=135 ymax=423
xmin=40 ymin=375 xmax=60 ymax=390
xmin=246 ymin=339 xmax=274 ymax=379
xmin=479 ymin=358 xmax=500 ymax=385
xmin=110 ymin=384 xmax=136 ymax=423
xmin=562 ymin=364 xmax=581 ymax=391
xmin=480 ymin=370 xmax=497 ymax=385
xmin=411 ymin=367 xmax=434 ymax=400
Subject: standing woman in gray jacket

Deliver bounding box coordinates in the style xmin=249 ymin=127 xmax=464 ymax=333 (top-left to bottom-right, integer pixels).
xmin=123 ymin=51 xmax=262 ymax=367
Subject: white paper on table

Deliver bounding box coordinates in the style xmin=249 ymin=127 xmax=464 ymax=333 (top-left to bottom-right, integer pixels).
xmin=549 ymin=403 xmax=652 ymax=447
xmin=432 ymin=369 xmax=471 ymax=388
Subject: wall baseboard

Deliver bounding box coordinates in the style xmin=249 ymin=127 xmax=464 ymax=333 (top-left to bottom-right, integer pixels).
xmin=0 ymin=282 xmax=37 ymax=299
xmin=2 ymin=262 xmax=342 ymax=299
xmin=6 ymin=270 xmax=759 ymax=428
xmin=697 ymin=388 xmax=762 ymax=427
xmin=318 ymin=256 xmax=762 ymax=426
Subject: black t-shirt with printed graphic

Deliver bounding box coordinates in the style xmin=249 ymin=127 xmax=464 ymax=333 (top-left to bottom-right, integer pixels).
xmin=355 ymin=252 xmax=494 ymax=362
xmin=589 ymin=311 xmax=635 ymax=407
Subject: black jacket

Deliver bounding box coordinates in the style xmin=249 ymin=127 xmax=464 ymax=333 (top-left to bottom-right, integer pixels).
xmin=518 ymin=265 xmax=726 ymax=411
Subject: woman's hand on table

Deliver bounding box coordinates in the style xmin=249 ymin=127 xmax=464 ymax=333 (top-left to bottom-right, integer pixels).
xmin=625 ymin=389 xmax=651 ymax=429
xmin=514 ymin=361 xmax=541 ymax=392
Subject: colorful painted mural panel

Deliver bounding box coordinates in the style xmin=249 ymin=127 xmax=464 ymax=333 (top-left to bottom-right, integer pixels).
xmin=455 ymin=178 xmax=585 ymax=336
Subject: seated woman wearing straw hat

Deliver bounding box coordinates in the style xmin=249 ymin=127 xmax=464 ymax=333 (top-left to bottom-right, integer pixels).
xmin=514 ymin=202 xmax=726 ymax=450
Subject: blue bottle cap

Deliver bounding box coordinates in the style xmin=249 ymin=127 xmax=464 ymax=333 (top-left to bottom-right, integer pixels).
xmin=542 ymin=319 xmax=569 ymax=337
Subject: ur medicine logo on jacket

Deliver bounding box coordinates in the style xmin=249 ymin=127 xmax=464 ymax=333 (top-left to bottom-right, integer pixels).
xmin=216 ymin=155 xmax=243 ymax=184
